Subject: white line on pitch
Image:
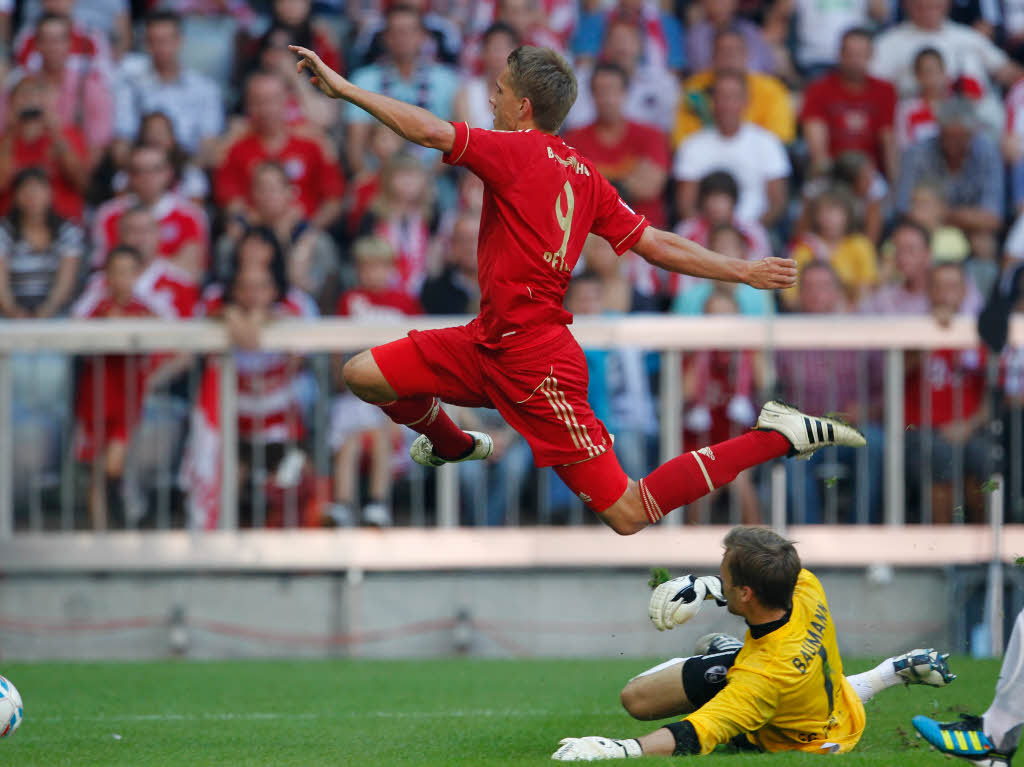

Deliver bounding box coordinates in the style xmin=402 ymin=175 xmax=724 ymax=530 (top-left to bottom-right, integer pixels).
xmin=37 ymin=709 xmax=614 ymax=724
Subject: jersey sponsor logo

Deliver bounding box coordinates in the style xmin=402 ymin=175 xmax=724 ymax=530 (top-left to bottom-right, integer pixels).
xmin=791 ymin=601 xmax=831 ymax=674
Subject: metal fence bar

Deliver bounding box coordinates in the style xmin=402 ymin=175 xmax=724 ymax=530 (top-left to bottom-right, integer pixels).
xmin=989 ymin=473 xmax=1006 ymax=657
xmin=659 ymin=350 xmax=683 ymax=526
xmin=0 ymin=353 xmax=12 ymax=538
xmin=885 ymin=349 xmax=905 ymax=525
xmin=771 ymin=462 xmax=786 ymax=535
xmin=219 ymin=353 xmax=238 ymax=530
xmin=437 ymin=463 xmax=458 ymax=528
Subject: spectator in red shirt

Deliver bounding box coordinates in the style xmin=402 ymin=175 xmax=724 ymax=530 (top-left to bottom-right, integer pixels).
xmin=13 ymin=0 xmax=112 ymax=76
xmin=74 ymin=245 xmax=153 ymax=530
xmin=904 ymin=262 xmax=990 ymax=523
xmin=7 ymin=13 xmax=114 ymax=163
xmin=329 ymin=236 xmax=422 ymax=527
xmin=93 ymin=144 xmax=208 ymax=280
xmin=563 ymin=62 xmax=670 ymax=229
xmin=215 ymin=71 xmax=345 ymax=232
xmin=0 ymin=75 xmax=90 ymax=221
xmin=801 ymin=27 xmax=897 ymax=180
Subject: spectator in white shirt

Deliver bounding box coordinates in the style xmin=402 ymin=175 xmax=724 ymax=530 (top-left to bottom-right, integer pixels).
xmin=564 ymin=16 xmax=680 ymax=134
xmin=673 ymin=71 xmax=790 ymax=229
xmin=871 ymin=0 xmax=1021 ymax=132
xmin=114 ymin=11 xmax=224 ymax=166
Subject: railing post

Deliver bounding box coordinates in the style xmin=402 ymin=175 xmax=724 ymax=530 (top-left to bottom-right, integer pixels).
xmin=219 ymin=352 xmax=238 ymax=530
xmin=437 ymin=463 xmax=459 ymax=527
xmin=0 ymin=353 xmax=11 ymax=538
xmin=660 ymin=350 xmax=683 ymax=525
xmin=771 ymin=462 xmax=786 ymax=535
xmin=884 ymin=349 xmax=905 ymax=525
xmin=989 ymin=473 xmax=1006 ymax=657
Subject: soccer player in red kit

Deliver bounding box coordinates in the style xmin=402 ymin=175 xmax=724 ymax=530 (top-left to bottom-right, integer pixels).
xmin=290 ymin=43 xmax=866 ymax=534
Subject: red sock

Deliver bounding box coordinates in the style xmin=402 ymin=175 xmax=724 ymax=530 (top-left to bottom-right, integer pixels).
xmin=638 ymin=431 xmax=790 ymax=524
xmin=376 ymin=396 xmax=473 ymax=460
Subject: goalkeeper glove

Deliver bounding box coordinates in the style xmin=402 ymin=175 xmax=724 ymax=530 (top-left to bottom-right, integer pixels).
xmin=552 ymin=737 xmax=643 ymax=761
xmin=649 ymin=575 xmax=726 ymax=631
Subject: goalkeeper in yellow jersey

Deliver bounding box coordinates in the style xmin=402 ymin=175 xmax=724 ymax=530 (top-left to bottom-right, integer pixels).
xmin=552 ymin=527 xmax=956 ymax=760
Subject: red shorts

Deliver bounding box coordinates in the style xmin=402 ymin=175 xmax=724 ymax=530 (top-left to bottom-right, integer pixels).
xmin=373 ymin=324 xmax=629 ymax=510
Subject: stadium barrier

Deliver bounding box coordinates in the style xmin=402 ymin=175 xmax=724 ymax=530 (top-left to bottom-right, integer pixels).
xmin=1 ymin=314 xmax=1022 ymax=536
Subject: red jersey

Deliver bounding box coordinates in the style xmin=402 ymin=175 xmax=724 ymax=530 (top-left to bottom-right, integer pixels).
xmin=336 ymin=288 xmax=422 ymax=319
xmin=73 ymin=259 xmax=199 ymax=320
xmin=800 ymin=72 xmax=896 ymax=171
xmin=92 ymin=193 xmax=208 ymax=269
xmin=563 ymin=121 xmax=671 ymax=229
xmin=14 ymin=24 xmax=111 ymax=75
xmin=74 ymin=297 xmax=154 ymax=460
xmin=904 ymin=348 xmax=986 ymax=428
xmin=442 ymin=122 xmax=648 ymax=347
xmin=215 ymin=132 xmax=345 ymax=219
xmin=0 ymin=128 xmax=89 ymax=221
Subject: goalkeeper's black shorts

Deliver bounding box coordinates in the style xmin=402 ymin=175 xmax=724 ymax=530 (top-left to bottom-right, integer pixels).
xmin=681 ymin=649 xmax=741 ymax=709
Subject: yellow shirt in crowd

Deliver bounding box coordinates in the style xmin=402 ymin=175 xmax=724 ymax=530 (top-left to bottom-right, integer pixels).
xmin=673 ymin=71 xmax=796 ymax=146
xmin=686 ymin=569 xmax=866 ymax=755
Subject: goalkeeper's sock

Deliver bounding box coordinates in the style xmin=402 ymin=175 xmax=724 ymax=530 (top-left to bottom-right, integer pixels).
xmin=846 ymin=658 xmax=904 ymax=704
xmin=639 ymin=431 xmax=789 ymax=522
xmin=376 ymin=396 xmax=473 ymax=460
xmin=984 ymin=608 xmax=1024 ymax=751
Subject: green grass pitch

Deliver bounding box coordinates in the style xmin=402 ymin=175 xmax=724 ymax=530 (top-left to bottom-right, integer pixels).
xmin=0 ymin=657 xmax=1003 ymax=766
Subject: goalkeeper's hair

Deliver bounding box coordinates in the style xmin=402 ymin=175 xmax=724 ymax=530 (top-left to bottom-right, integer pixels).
xmin=722 ymin=526 xmax=800 ymax=611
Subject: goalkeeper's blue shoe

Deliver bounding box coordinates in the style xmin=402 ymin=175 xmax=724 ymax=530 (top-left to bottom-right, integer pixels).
xmin=912 ymin=714 xmax=1014 ymax=765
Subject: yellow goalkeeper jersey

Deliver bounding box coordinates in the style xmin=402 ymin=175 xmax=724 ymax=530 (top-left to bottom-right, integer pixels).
xmin=686 ymin=569 xmax=866 ymax=755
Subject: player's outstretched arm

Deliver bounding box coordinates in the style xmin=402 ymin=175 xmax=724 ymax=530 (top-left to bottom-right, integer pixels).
xmin=289 ymin=45 xmax=455 ymax=153
xmin=632 ymin=227 xmax=797 ymax=291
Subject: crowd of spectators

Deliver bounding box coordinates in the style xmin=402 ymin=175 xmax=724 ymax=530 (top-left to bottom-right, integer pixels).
xmin=2 ymin=0 xmax=1023 ymax=528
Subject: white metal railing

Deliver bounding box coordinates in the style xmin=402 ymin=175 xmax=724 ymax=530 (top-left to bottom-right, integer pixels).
xmin=1 ymin=314 xmax=1023 ymax=538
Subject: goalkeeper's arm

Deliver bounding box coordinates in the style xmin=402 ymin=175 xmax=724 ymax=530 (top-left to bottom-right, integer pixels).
xmin=649 ymin=574 xmax=727 ymax=631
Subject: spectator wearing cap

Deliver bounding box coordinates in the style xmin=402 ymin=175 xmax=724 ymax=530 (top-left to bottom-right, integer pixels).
xmin=564 ymin=17 xmax=679 ymax=134
xmin=563 ymin=63 xmax=671 ymax=229
xmin=216 ymin=71 xmax=345 ymax=234
xmin=686 ymin=0 xmax=775 ymax=74
xmin=3 ymin=13 xmax=113 ymax=163
xmin=673 ymin=28 xmax=794 ymax=146
xmin=895 ymin=98 xmax=1004 ymax=254
xmin=801 ymin=28 xmax=897 ymax=180
xmin=345 ymin=4 xmax=458 ymax=175
xmin=673 ymin=71 xmax=790 ymax=230
xmin=0 ymin=75 xmax=90 ymax=221
xmin=114 ymin=11 xmax=223 ymax=167
xmin=871 ymin=0 xmax=1021 ymax=133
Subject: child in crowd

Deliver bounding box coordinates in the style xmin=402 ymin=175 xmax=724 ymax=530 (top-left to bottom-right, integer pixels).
xmin=785 ymin=185 xmax=878 ymax=309
xmin=896 ymin=48 xmax=948 ymax=149
xmin=328 ymin=237 xmax=422 ymax=527
xmin=673 ymin=224 xmax=772 ymax=316
xmin=74 ymin=245 xmax=153 ymax=530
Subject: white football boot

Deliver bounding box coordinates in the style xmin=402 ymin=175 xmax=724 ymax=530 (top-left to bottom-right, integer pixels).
xmin=409 ymin=431 xmax=494 ymax=468
xmin=756 ymin=401 xmax=866 ymax=459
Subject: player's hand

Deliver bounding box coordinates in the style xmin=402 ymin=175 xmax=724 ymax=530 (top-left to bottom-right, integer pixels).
xmin=743 ymin=257 xmax=798 ymax=290
xmin=289 ymin=45 xmax=349 ymax=99
xmin=552 ymin=736 xmax=642 ymax=760
xmin=648 ymin=575 xmax=726 ymax=631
